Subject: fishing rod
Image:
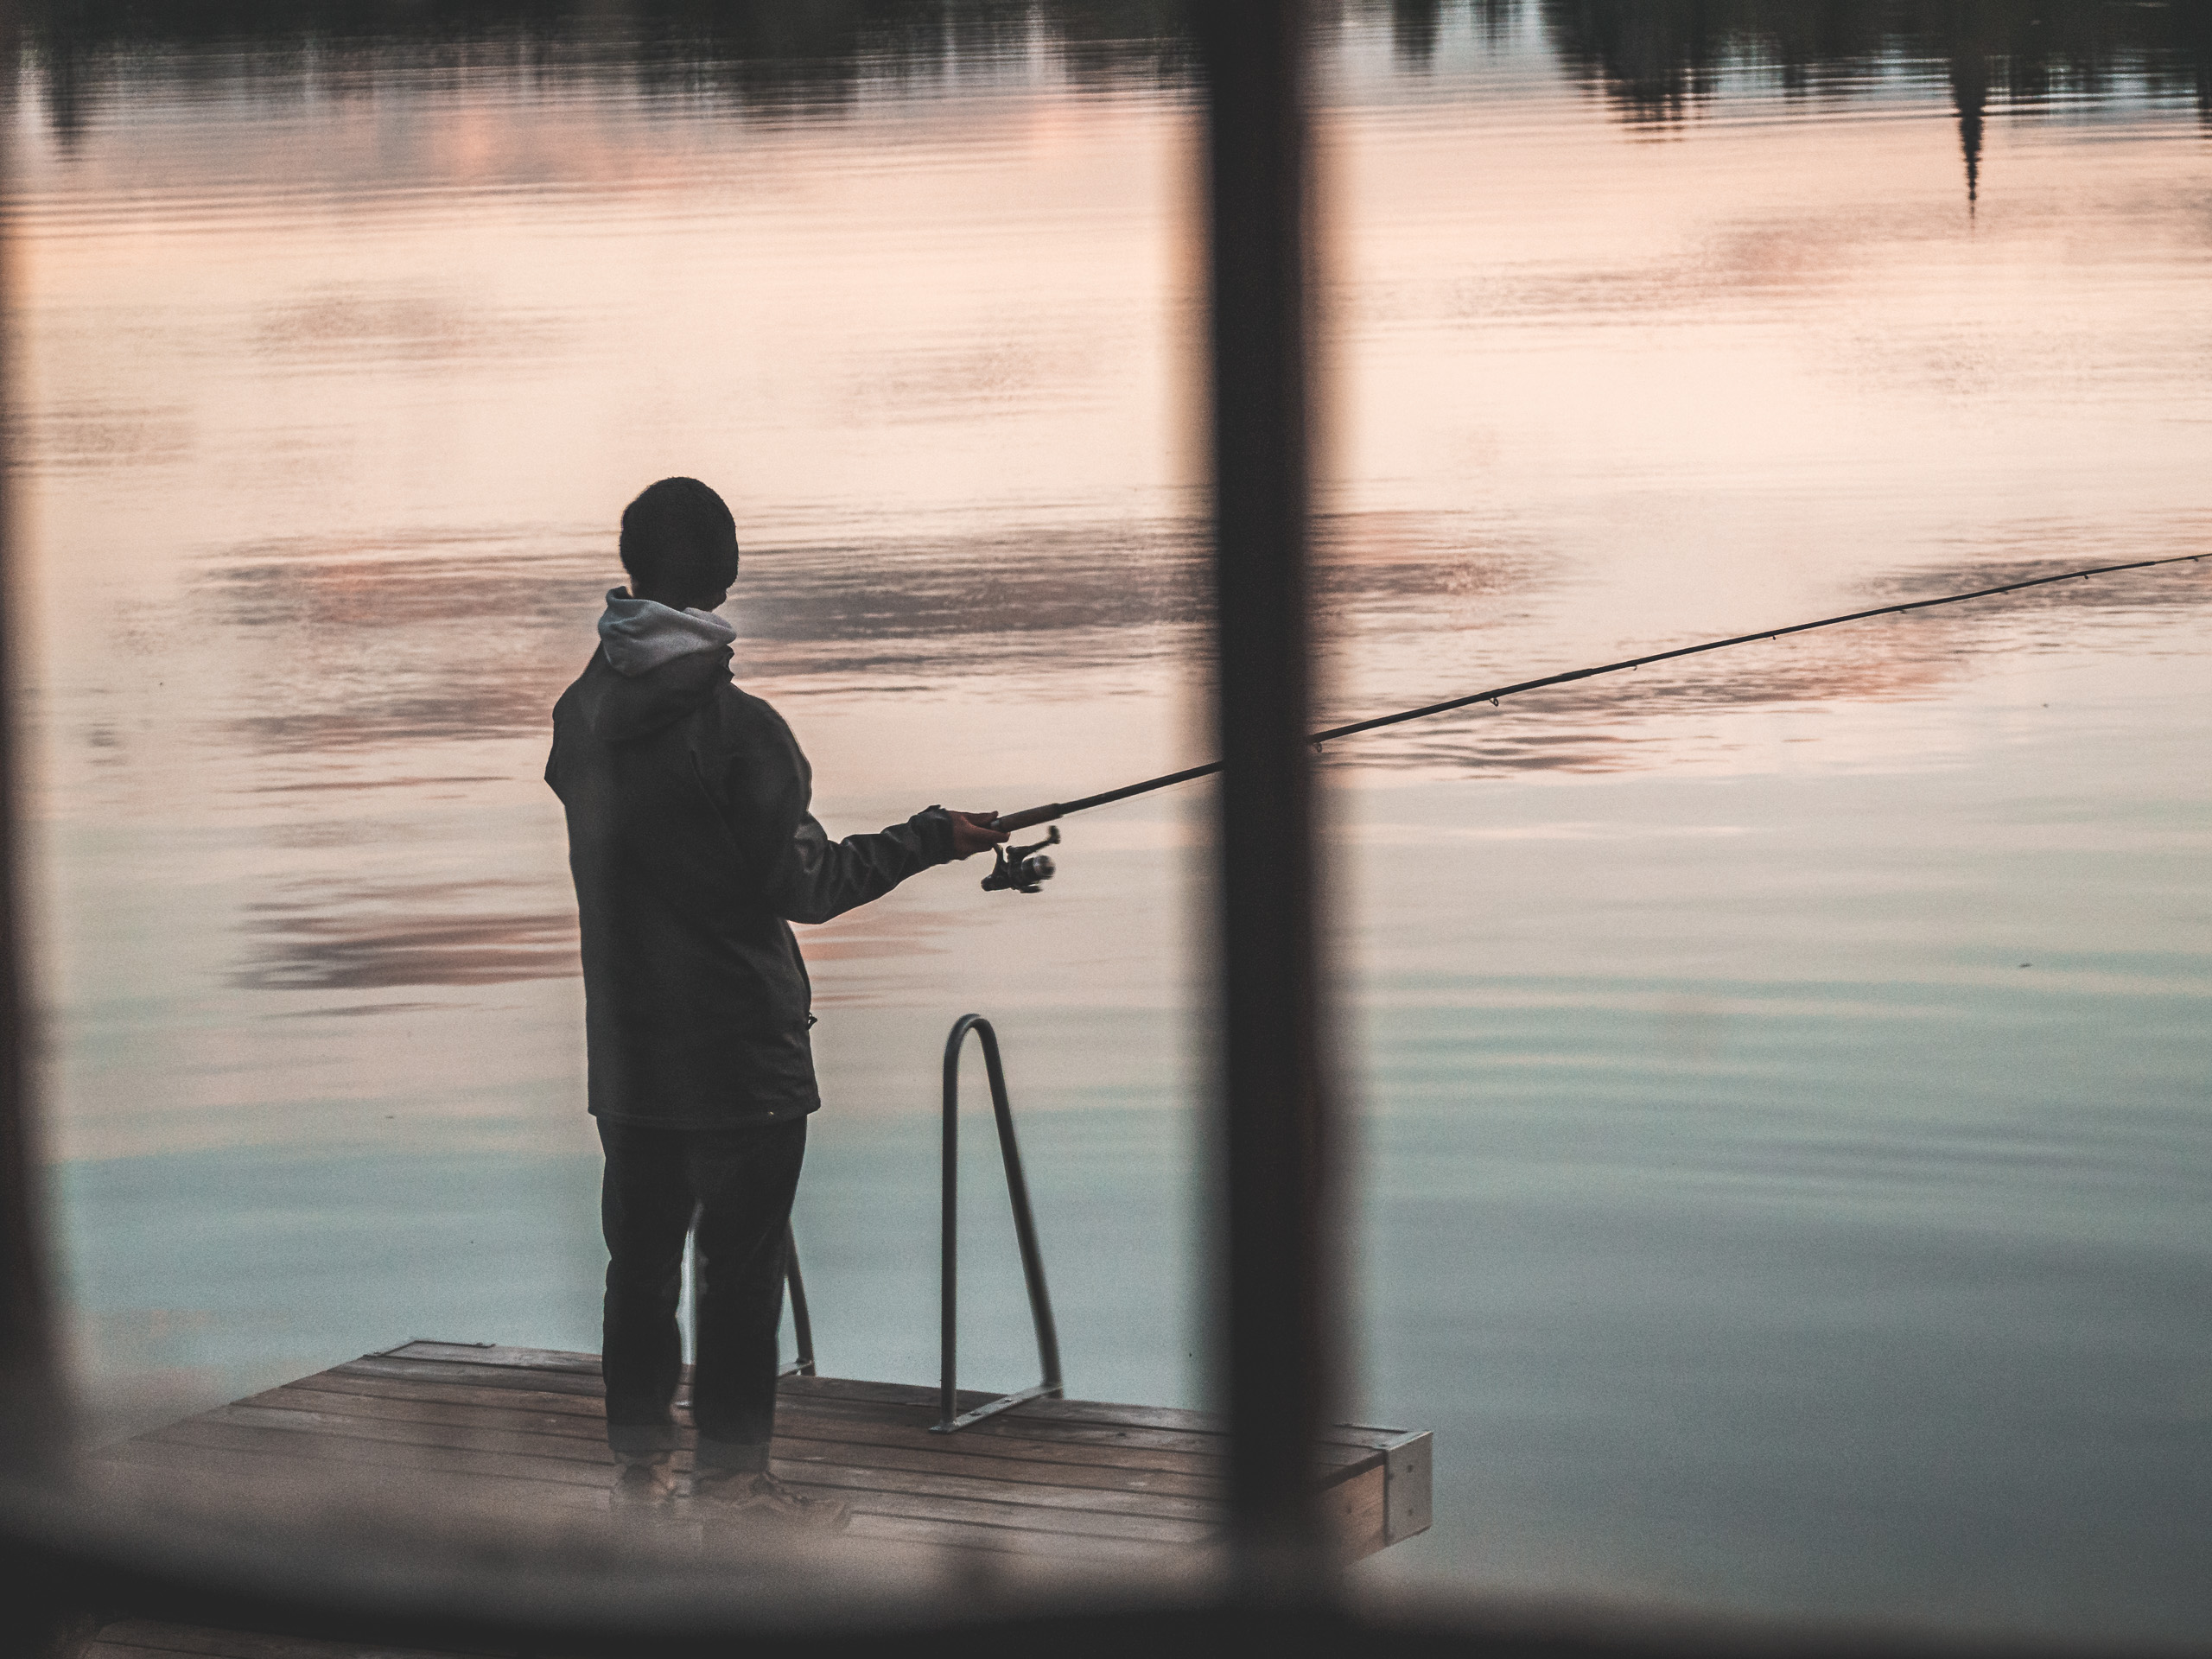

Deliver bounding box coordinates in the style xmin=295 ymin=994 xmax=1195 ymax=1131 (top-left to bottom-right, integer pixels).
xmin=976 ymin=549 xmax=2204 ymax=893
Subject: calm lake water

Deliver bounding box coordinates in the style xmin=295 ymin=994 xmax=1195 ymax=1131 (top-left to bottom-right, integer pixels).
xmin=16 ymin=1 xmax=2212 ymax=1642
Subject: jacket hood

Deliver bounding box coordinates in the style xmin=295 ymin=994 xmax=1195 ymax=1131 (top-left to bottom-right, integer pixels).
xmin=579 ymin=589 xmax=734 ymax=743
xmin=599 ymin=587 xmax=737 ymax=676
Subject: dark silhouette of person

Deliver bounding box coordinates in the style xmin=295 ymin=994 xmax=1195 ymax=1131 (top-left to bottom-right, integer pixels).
xmin=545 ymin=477 xmax=1006 ymax=1529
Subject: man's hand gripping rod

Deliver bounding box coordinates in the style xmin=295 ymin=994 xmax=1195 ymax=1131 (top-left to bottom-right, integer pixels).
xmin=975 ymin=550 xmax=2205 ymax=893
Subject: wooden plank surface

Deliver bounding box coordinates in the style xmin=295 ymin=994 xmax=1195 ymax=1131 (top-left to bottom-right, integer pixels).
xmin=90 ymin=1341 xmax=1433 ymax=1659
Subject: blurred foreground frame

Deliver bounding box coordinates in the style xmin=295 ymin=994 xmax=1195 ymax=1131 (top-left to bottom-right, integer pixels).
xmin=0 ymin=5 xmax=2164 ymax=1659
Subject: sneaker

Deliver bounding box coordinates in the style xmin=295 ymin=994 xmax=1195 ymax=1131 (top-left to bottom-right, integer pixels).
xmin=691 ymin=1469 xmax=851 ymax=1534
xmin=610 ymin=1456 xmax=680 ymax=1510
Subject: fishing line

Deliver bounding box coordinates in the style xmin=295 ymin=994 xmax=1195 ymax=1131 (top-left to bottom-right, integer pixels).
xmin=983 ymin=550 xmax=2204 ymax=859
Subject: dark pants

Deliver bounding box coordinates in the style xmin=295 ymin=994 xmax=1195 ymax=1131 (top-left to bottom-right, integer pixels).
xmin=598 ymin=1116 xmax=807 ymax=1474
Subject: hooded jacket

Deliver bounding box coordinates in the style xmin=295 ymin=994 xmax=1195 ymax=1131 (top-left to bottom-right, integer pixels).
xmin=547 ymin=589 xmax=957 ymax=1128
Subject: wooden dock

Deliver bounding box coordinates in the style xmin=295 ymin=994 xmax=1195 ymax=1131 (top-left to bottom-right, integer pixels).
xmin=80 ymin=1339 xmax=1431 ymax=1657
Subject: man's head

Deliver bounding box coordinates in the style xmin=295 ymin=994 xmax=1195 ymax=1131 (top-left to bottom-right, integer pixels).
xmin=620 ymin=477 xmax=740 ymax=612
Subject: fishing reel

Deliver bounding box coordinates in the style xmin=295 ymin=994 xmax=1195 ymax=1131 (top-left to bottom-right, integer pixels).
xmin=981 ymin=824 xmax=1060 ymax=895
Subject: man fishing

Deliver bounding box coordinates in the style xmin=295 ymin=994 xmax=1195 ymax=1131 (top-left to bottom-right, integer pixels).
xmin=545 ymin=476 xmax=1007 ymax=1530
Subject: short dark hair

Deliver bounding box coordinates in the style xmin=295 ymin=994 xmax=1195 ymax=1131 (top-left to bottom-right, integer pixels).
xmin=619 ymin=477 xmax=739 ymax=598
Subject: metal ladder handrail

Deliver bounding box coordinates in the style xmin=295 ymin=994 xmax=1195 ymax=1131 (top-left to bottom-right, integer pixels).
xmin=933 ymin=1014 xmax=1063 ymax=1433
xmin=683 ymin=1221 xmax=812 ymax=1388
xmin=779 ymin=1221 xmax=815 ymax=1378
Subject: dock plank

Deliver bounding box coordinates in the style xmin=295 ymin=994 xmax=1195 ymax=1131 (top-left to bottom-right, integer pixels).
xmin=268 ymin=1370 xmax=610 ymax=1421
xmin=138 ymin=1418 xmax=614 ymax=1490
xmin=206 ymin=1403 xmax=613 ymax=1466
xmin=329 ymin=1357 xmax=607 ymax=1399
xmin=770 ymin=1426 xmax=1224 ymax=1499
xmin=241 ymin=1384 xmax=607 ymax=1435
xmin=794 ymin=1481 xmax=1213 ymax=1544
xmin=753 ymin=1455 xmax=1215 ymax=1525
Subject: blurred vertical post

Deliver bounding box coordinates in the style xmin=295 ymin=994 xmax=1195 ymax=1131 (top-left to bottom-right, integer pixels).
xmin=0 ymin=0 xmax=66 ymax=1480
xmin=1197 ymin=0 xmax=1337 ymax=1590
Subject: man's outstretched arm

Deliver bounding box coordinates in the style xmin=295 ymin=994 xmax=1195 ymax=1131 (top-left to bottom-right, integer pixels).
xmin=766 ymin=805 xmax=1005 ymax=925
